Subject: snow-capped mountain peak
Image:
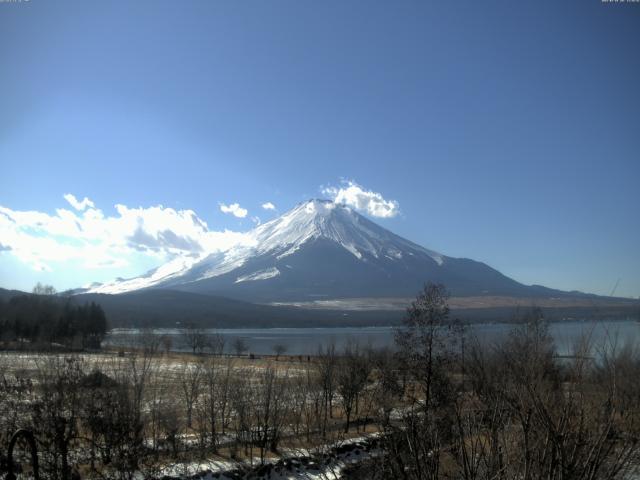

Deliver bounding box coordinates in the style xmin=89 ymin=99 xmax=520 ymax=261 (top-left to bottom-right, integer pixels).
xmin=87 ymin=199 xmax=447 ymax=296
xmin=250 ymin=199 xmax=443 ymax=263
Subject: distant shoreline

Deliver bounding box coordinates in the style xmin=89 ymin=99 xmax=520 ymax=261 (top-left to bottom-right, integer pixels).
xmin=103 ymin=318 xmax=640 ymax=356
xmin=107 ymin=315 xmax=640 ymax=334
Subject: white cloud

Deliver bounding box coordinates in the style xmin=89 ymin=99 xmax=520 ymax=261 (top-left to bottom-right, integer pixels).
xmin=262 ymin=202 xmax=276 ymax=211
xmin=0 ymin=196 xmax=251 ymax=274
xmin=322 ymin=181 xmax=399 ymax=218
xmin=219 ymin=202 xmax=248 ymax=218
xmin=251 ymin=216 xmax=262 ymax=225
xmin=63 ymin=193 xmax=95 ymax=211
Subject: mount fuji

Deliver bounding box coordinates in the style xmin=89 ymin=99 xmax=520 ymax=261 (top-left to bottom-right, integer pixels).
xmin=84 ymin=199 xmax=570 ymax=303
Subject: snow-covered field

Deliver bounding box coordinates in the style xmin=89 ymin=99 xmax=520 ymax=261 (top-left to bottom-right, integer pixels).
xmin=0 ymin=350 xmax=388 ymax=480
xmin=156 ymin=434 xmax=380 ymax=480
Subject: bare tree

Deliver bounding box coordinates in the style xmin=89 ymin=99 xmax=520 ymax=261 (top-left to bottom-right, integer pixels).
xmin=336 ymin=342 xmax=370 ymax=433
xmin=456 ymin=311 xmax=640 ymax=480
xmin=206 ymin=332 xmax=226 ymax=355
xmin=317 ymin=342 xmax=337 ymax=438
xmin=183 ymin=324 xmax=207 ymax=355
xmin=32 ymin=282 xmax=57 ymax=295
xmin=32 ymin=355 xmax=85 ymax=480
xmin=300 ymin=364 xmax=324 ymax=441
xmin=196 ymin=355 xmax=232 ymax=452
xmin=156 ymin=391 xmax=183 ymax=458
xmin=217 ymin=357 xmax=234 ymax=435
xmin=230 ymin=373 xmax=254 ymax=459
xmin=254 ymin=366 xmax=289 ymax=463
xmin=363 ymin=283 xmax=461 ymax=480
xmin=395 ymin=282 xmax=460 ymax=410
xmin=232 ymin=337 xmax=249 ymax=357
xmin=102 ymin=342 xmax=159 ymax=479
xmin=179 ymin=359 xmax=203 ymax=429
xmin=370 ymin=347 xmax=402 ymax=428
xmin=272 ymin=343 xmax=287 ymax=360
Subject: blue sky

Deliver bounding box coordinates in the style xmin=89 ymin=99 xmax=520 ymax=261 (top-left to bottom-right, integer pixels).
xmin=0 ymin=0 xmax=639 ymax=297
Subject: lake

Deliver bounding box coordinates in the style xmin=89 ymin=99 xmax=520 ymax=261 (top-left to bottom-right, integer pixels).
xmin=104 ymin=319 xmax=640 ymax=356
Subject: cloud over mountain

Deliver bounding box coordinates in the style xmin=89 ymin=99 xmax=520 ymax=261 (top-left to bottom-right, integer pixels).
xmin=0 ymin=181 xmax=398 ymax=278
xmin=219 ymin=202 xmax=248 ymax=218
xmin=0 ymin=195 xmax=250 ymax=273
xmin=63 ymin=193 xmax=95 ymax=211
xmin=322 ymin=180 xmax=399 ymax=218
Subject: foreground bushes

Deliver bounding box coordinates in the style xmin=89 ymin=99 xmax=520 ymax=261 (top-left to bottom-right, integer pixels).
xmin=0 ymin=284 xmax=638 ymax=479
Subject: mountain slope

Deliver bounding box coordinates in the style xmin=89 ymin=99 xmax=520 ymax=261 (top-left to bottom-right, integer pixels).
xmin=2 ymin=287 xmax=636 ymax=328
xmin=85 ymin=199 xmax=569 ymax=301
xmin=74 ymin=289 xmax=407 ymax=328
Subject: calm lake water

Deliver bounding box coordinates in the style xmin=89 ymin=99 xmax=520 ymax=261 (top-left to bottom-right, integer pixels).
xmin=104 ymin=319 xmax=640 ymax=356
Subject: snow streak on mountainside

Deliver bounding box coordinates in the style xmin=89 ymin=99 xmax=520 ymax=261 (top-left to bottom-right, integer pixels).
xmin=87 ymin=199 xmax=540 ymax=301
